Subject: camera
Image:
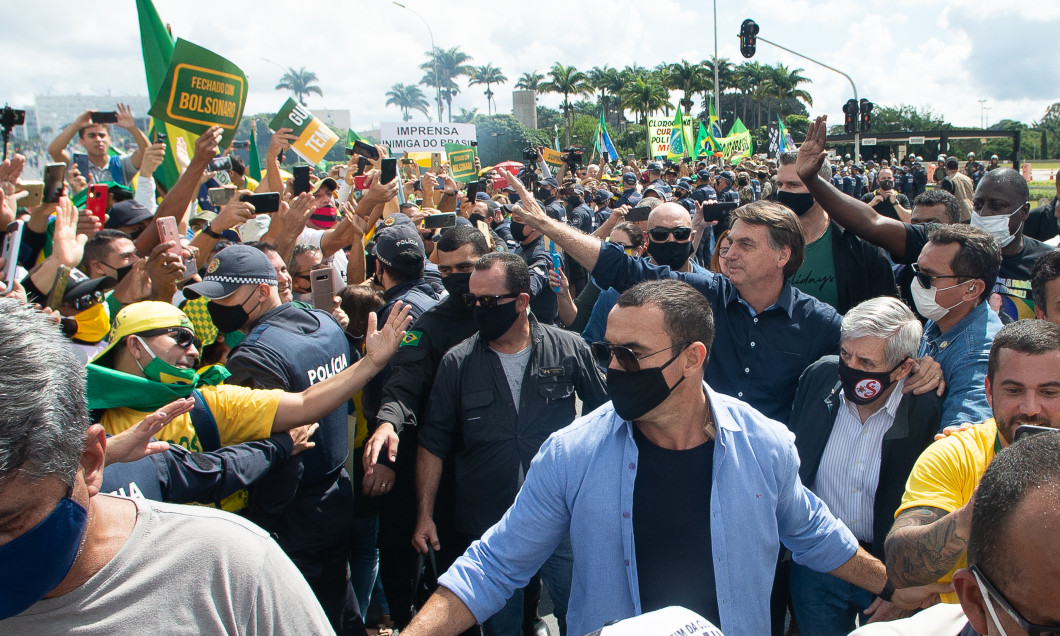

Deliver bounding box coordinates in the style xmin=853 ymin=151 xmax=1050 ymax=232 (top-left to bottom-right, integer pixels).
xmin=522 ymin=143 xmax=539 ymax=166
xmin=1 ymin=105 xmax=26 ymax=160
xmin=561 ymin=147 xmax=585 ymax=168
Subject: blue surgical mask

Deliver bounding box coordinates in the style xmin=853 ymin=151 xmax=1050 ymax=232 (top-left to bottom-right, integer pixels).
xmin=0 ymin=497 xmax=88 ymax=619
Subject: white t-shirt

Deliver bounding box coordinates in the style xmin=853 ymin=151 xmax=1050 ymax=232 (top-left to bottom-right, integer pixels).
xmin=297 ymin=226 xmax=349 ymax=286
xmin=1 ymin=495 xmax=334 ymax=635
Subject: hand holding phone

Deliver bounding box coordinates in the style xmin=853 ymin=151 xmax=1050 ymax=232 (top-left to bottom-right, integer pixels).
xmin=90 ymin=111 xmax=119 ymax=124
xmin=351 ymin=140 xmax=380 ymax=161
xmin=156 ymin=217 xmax=184 ymax=266
xmin=239 ymin=192 xmax=280 ymax=213
xmin=43 ymin=163 xmax=67 ymax=203
xmin=310 ymin=268 xmax=335 ymax=310
xmin=293 ymin=166 xmax=311 ymax=195
xmin=86 ymin=185 xmax=108 ymax=227
xmin=208 ymin=156 xmax=233 ymax=172
xmin=380 ymin=158 xmax=397 ymax=185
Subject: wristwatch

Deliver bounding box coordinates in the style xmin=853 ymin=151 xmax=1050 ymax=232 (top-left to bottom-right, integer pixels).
xmin=879 ymin=579 xmax=895 ymax=602
xmin=201 ymin=223 xmax=222 ymax=239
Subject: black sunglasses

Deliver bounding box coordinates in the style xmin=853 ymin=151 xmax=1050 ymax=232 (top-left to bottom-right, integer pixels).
xmin=910 ymin=263 xmax=972 ymax=290
xmin=971 ymin=564 xmax=1060 ymax=635
xmin=462 ymin=292 xmax=521 ymax=310
xmin=648 ymin=226 xmax=693 ymax=242
xmin=138 ymin=327 xmax=201 ymax=351
xmin=66 ymin=290 xmax=106 ymax=311
xmin=590 ymin=341 xmax=691 ymax=373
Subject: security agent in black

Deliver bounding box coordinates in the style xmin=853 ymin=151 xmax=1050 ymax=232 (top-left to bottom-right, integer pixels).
xmin=509 ymin=211 xmax=558 ymax=325
xmin=536 ymin=176 xmax=568 ymax=223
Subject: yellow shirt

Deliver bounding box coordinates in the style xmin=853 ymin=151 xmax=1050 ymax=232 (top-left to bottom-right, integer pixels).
xmin=895 ymin=419 xmax=998 ymax=602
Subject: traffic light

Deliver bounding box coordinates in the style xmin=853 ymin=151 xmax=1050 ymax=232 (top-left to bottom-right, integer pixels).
xmin=859 ymin=99 xmax=873 ymax=133
xmin=842 ymin=99 xmax=858 ymax=135
xmin=739 ymin=19 xmax=759 ymax=58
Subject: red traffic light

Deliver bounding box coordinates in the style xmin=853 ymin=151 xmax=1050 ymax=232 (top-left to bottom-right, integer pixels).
xmin=739 ymin=19 xmax=759 ymax=58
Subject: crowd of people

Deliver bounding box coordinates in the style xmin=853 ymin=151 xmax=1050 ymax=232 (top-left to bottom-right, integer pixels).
xmin=1 ymin=107 xmax=1060 ymax=636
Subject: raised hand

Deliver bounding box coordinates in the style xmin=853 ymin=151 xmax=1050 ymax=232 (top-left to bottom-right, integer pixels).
xmin=104 ymin=398 xmax=194 ymax=465
xmin=364 ymin=301 xmax=413 ymax=370
xmin=796 ymin=116 xmax=830 ymax=184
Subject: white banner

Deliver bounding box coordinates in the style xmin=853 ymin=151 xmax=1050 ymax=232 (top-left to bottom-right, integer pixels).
xmin=648 ymin=118 xmax=672 ymax=158
xmin=380 ymin=122 xmax=477 ymax=153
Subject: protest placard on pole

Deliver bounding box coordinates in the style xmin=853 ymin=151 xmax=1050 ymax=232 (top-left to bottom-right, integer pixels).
xmin=268 ymin=98 xmax=340 ymax=165
xmin=380 ymin=122 xmax=477 ymax=153
xmin=445 ymin=143 xmax=478 ymax=183
xmin=147 ymin=38 xmax=247 ymax=148
xmin=541 ymin=147 xmax=565 ymax=170
xmin=648 ymin=118 xmax=672 ymax=158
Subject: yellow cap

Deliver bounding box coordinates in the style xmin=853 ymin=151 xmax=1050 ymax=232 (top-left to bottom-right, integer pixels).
xmin=92 ymin=301 xmax=194 ymax=366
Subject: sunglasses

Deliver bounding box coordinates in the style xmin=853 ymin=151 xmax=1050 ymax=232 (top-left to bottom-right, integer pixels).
xmin=590 ymin=341 xmax=691 ymax=373
xmin=971 ymin=564 xmax=1060 ymax=635
xmin=910 ymin=263 xmax=972 ymax=290
xmin=648 ymin=226 xmax=693 ymax=242
xmin=66 ymin=290 xmax=106 ymax=311
xmin=138 ymin=327 xmax=201 ymax=351
xmin=462 ymin=292 xmax=521 ymax=310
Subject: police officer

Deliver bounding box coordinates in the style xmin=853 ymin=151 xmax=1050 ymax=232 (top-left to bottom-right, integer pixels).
xmin=614 ymin=172 xmax=643 ymax=208
xmin=535 ymin=176 xmax=567 ymax=223
xmin=691 ymin=168 xmax=718 ymax=205
xmin=715 ymin=170 xmax=741 ymax=203
xmin=591 ymin=188 xmax=613 ymax=229
xmin=363 ymin=225 xmax=492 ymax=629
xmin=563 ymin=184 xmax=594 ymax=295
xmin=183 ymin=244 xmax=362 ymax=634
xmin=644 ymin=161 xmax=673 ymax=199
xmin=673 ymin=178 xmax=695 ymax=216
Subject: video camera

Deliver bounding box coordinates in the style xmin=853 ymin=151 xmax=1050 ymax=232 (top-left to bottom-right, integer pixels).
xmin=522 ymin=143 xmax=539 ymax=167
xmin=1 ymin=105 xmax=26 ymax=160
xmin=561 ymin=147 xmax=586 ymax=168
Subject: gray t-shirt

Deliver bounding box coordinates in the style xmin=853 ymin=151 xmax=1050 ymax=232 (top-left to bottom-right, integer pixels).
xmin=1 ymin=495 xmax=334 ymax=635
xmin=494 ymin=344 xmax=532 ymax=413
xmin=77 ymin=153 xmax=137 ymax=186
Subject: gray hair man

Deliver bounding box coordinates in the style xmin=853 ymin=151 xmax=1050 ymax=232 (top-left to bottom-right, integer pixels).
xmin=788 ymin=297 xmax=944 ymax=632
xmin=0 ymin=298 xmax=332 ymax=633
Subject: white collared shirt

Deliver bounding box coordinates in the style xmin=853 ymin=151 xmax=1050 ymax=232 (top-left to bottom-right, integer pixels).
xmin=814 ymin=379 xmax=905 ymax=543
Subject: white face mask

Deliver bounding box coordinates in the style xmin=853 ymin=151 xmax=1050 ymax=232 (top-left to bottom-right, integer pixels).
xmin=909 ymin=276 xmax=968 ymax=322
xmin=972 ymin=569 xmax=1011 ymax=636
xmin=970 ymin=205 xmax=1025 ymax=248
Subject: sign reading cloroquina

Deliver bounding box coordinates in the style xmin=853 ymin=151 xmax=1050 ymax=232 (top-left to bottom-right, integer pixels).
xmin=148 ymin=39 xmax=248 ymax=148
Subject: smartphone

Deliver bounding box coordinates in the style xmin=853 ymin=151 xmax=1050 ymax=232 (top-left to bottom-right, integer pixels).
xmin=47 ymin=265 xmax=71 ymax=310
xmin=231 ymin=140 xmax=249 ymax=149
xmin=310 ymin=268 xmax=334 ymax=310
xmin=466 ymin=180 xmax=482 ymax=201
xmin=156 ymin=217 xmax=183 ymax=265
xmin=1014 ymin=425 xmax=1059 ymax=442
xmin=701 ymin=200 xmax=739 ymax=223
xmin=351 ymin=140 xmax=379 ymax=161
xmin=423 ymin=213 xmax=457 ymax=229
xmin=293 ymin=165 xmax=311 ymax=195
xmin=239 ymin=192 xmax=280 ymax=213
xmin=208 ymin=187 xmax=235 ymax=207
xmin=380 ymin=158 xmax=397 ymax=185
xmin=181 ymin=255 xmax=198 ymax=282
xmin=208 ymin=156 xmax=233 ymax=172
xmin=1 ymin=221 xmax=24 ymax=294
xmin=550 ymin=252 xmax=563 ymax=292
xmin=86 ymin=184 xmax=108 ymax=226
xmin=626 ymin=205 xmax=652 ymax=222
xmin=15 ymin=182 xmax=43 ymax=208
xmin=354 ymin=175 xmax=368 ymax=190
xmin=43 ymin=163 xmax=67 ymax=203
xmin=90 ymin=111 xmax=119 ymax=124
xmin=72 ymin=152 xmax=91 ymax=180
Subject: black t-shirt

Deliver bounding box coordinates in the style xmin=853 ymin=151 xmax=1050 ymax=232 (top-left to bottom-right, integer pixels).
xmin=861 ymin=190 xmax=911 ymax=222
xmin=632 ymin=425 xmax=719 ymax=624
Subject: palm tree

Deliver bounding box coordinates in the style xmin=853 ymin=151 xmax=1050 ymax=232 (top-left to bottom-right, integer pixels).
xmin=468 ymin=64 xmax=508 ymax=116
xmin=587 ymin=65 xmax=623 ymax=126
xmin=515 ymin=71 xmax=544 ymax=91
xmin=733 ymin=61 xmax=769 ymax=125
xmin=619 ymin=76 xmax=672 ymax=157
xmin=385 ymin=83 xmax=431 ymax=121
xmin=420 ymin=46 xmax=474 ymax=122
xmin=665 ymin=60 xmax=709 ymax=115
xmin=767 ymin=63 xmax=813 ymax=118
xmin=701 ymin=56 xmax=734 ymax=121
xmin=275 ymin=66 xmax=323 ymax=105
xmin=453 ymin=107 xmax=479 ymax=123
xmin=539 ymin=63 xmax=593 ymax=147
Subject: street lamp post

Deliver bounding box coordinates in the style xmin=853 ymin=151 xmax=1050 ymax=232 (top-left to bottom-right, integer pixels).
xmin=713 ymin=0 xmax=720 ymax=122
xmin=393 ymin=2 xmax=442 ymax=123
xmin=979 ymin=99 xmax=987 ymax=129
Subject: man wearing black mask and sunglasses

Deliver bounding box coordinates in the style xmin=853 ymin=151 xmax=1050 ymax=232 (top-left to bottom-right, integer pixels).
xmin=414 ymin=252 xmax=607 ymax=636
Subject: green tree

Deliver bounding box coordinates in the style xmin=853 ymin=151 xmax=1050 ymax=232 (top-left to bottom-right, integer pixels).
xmin=539 ymin=63 xmax=593 ymax=147
xmin=587 ymin=65 xmax=623 ymax=127
xmin=472 ymin=114 xmax=550 ymax=165
xmin=420 ymin=46 xmax=474 ymax=122
xmin=619 ymin=76 xmax=672 ymax=157
xmin=468 ymin=64 xmax=508 ymax=116
xmin=453 ymin=107 xmax=479 ymax=123
xmin=1035 ymin=103 xmax=1060 ymax=159
xmin=515 ymin=71 xmax=544 ymax=91
xmin=385 ymin=83 xmax=430 ymax=121
xmin=536 ymin=106 xmax=564 ymax=135
xmin=665 ymin=60 xmax=708 ymax=115
xmin=767 ymin=64 xmax=813 ymax=119
xmin=275 ymin=66 xmax=323 ymax=105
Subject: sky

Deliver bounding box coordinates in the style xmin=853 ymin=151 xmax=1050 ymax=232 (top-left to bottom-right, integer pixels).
xmin=5 ymin=0 xmax=1060 ymax=136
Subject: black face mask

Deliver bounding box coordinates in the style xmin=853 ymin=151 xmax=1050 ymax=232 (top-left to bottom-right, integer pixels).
xmin=535 ymin=188 xmax=553 ymax=201
xmin=509 ymin=221 xmax=527 ymax=243
xmin=776 ymin=189 xmax=816 ymax=217
xmin=207 ymin=294 xmax=256 ymax=334
xmin=102 ymin=262 xmax=134 ymax=283
xmin=566 ymin=195 xmax=583 ymax=209
xmin=474 ymin=300 xmax=520 ymax=342
xmin=879 ymin=180 xmax=895 ymax=190
xmin=605 ymin=348 xmax=688 ymax=421
xmin=647 ymin=240 xmax=694 ymax=270
xmin=442 ymin=272 xmax=472 ymax=301
xmin=468 ymin=213 xmax=486 ymax=226
xmin=837 ymin=358 xmax=905 ymax=405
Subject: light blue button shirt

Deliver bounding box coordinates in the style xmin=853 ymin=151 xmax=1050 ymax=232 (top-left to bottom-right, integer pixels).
xmin=438 ymin=384 xmax=858 ymax=636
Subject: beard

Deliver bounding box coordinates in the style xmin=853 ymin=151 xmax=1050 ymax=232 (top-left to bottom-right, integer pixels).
xmin=996 ymin=413 xmax=1053 ymax=445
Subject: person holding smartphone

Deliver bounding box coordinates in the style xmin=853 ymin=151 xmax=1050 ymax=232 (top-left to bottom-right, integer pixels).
xmin=47 ymin=104 xmax=150 ymax=187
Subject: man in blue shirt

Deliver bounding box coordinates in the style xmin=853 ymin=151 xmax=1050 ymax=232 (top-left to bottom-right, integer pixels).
xmin=402 ymin=279 xmax=946 ymax=636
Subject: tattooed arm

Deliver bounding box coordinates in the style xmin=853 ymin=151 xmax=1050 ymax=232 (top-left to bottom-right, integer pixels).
xmin=884 ymin=502 xmax=974 ymax=588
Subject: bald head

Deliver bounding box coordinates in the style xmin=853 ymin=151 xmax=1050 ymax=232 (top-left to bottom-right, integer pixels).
xmin=647 ymin=202 xmax=693 ymax=229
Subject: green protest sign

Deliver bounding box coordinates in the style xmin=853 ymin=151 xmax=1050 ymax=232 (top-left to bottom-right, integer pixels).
xmin=268 ymin=99 xmax=339 ymax=165
xmin=148 ymin=38 xmax=247 ymax=148
xmin=445 ymin=143 xmax=478 ymax=183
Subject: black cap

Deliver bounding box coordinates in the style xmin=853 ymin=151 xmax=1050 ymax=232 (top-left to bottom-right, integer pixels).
xmin=105 ymin=200 xmax=153 ymax=229
xmin=374 ymin=215 xmax=425 ymax=267
xmin=537 ymin=176 xmax=559 ymax=188
xmin=183 ymin=244 xmax=277 ymax=299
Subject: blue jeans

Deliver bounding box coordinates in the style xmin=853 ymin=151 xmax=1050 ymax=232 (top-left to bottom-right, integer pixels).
xmin=349 ymin=516 xmax=380 ymax=615
xmin=481 ymin=536 xmax=573 ymax=636
xmin=789 ymin=562 xmax=875 ymax=636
